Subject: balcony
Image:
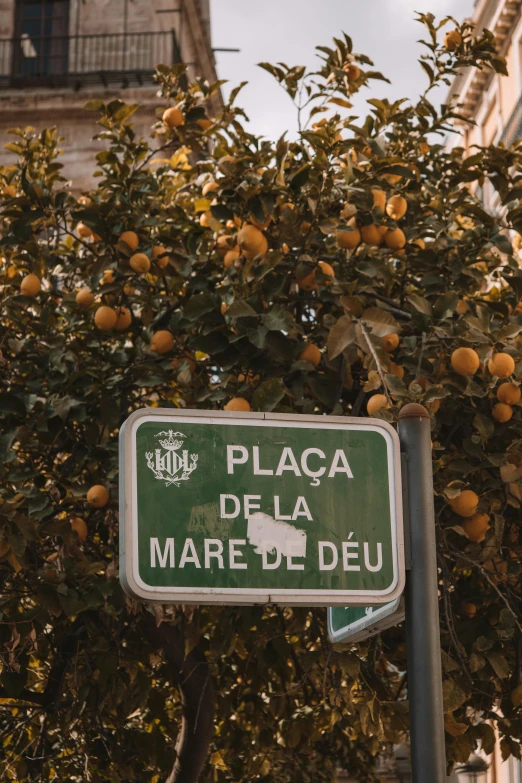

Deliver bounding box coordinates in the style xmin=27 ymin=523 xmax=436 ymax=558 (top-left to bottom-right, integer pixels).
xmin=0 ymin=30 xmax=182 ymax=90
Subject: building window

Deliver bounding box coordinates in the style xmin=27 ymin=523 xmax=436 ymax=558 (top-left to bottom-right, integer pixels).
xmin=13 ymin=0 xmax=70 ymax=80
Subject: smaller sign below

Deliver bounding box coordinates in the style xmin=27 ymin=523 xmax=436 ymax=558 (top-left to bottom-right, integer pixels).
xmin=328 ymin=597 xmax=405 ymax=644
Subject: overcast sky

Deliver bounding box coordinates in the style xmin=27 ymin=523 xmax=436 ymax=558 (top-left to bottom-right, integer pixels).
xmin=210 ymin=0 xmax=475 ymax=139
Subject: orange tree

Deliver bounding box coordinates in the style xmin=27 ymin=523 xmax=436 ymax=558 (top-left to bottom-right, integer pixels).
xmin=1 ymin=13 xmax=522 ymax=782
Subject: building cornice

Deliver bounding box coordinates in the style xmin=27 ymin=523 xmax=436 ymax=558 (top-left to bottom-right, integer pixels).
xmin=447 ymin=0 xmax=521 ymax=123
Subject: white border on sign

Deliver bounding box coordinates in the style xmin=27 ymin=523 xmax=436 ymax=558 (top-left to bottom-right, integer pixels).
xmin=327 ymin=597 xmax=405 ymax=643
xmin=119 ymin=409 xmax=405 ymax=606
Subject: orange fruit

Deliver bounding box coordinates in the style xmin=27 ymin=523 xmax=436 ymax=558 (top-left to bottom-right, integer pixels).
xmin=152 ymin=246 xmax=169 ymax=269
xmin=449 ymin=489 xmax=479 ymax=518
xmin=444 ymin=29 xmax=462 ymax=50
xmin=413 ymin=237 xmax=426 ymax=250
xmin=279 ymin=201 xmax=296 ymax=216
xmin=94 ymin=306 xmax=117 ymax=330
xmin=299 ymin=344 xmax=322 ymax=367
xmin=238 ymin=370 xmax=260 ymax=387
xmin=384 ymin=228 xmax=406 ymax=250
xmin=76 ymin=288 xmax=94 ymax=308
xmin=123 ymin=283 xmax=135 ymax=296
xmin=367 ymin=394 xmax=390 ymax=415
xmin=462 ymin=513 xmax=490 ymax=543
xmin=382 ymin=333 xmax=399 ymax=352
xmin=297 ymin=270 xmax=316 ymax=291
xmin=216 ymin=235 xmax=235 ymax=256
xmin=451 ymin=347 xmax=480 ymax=376
xmin=114 ymin=307 xmax=132 ymax=331
xmin=129 ymin=253 xmax=151 ymax=274
xmin=382 ymin=173 xmax=402 ymax=186
xmin=345 ymin=63 xmax=360 ymax=81
xmin=77 ymin=195 xmax=91 ymax=206
xmin=337 ymin=227 xmax=361 ymax=249
xmin=497 ymin=382 xmax=521 ymax=405
xmin=70 ymin=517 xmax=88 ymax=542
xmin=100 ymin=269 xmax=115 ymax=285
xmin=390 ymin=362 xmax=404 ymax=380
xmin=200 ymin=211 xmax=211 ymax=228
xmin=20 ymin=273 xmax=41 ymax=296
xmin=224 ymin=397 xmax=251 ymax=412
xmin=162 ymin=106 xmax=184 ymax=128
xmin=462 ymin=601 xmax=477 ymax=618
xmin=456 ymin=300 xmax=468 ymax=315
xmin=197 ymin=118 xmax=213 ymax=131
xmin=361 ymin=224 xmax=383 ymax=246
xmin=77 ymin=221 xmax=93 ymax=238
xmin=87 ymin=485 xmax=109 ymax=508
xmin=224 ymin=247 xmax=240 ymax=268
xmin=419 ymin=141 xmax=429 ymax=156
xmin=202 ymin=181 xmax=219 ymax=197
xmin=492 ymin=403 xmax=513 ymax=423
xmin=488 ymin=353 xmax=515 ymax=379
xmin=371 ymin=188 xmax=387 ymax=211
xmin=386 ymin=195 xmax=408 ymax=220
xmin=151 ymin=330 xmax=174 ymax=354
xmin=340 ymin=202 xmax=357 ymax=219
xmin=2 ymin=184 xmax=17 ymax=198
xmin=119 ymin=230 xmax=139 ymax=252
xmin=252 ymin=214 xmax=272 ymax=231
xmin=238 ymin=224 xmax=268 ymax=259
xmin=408 ymin=376 xmax=429 ymax=393
xmin=318 ymin=261 xmax=335 ymax=281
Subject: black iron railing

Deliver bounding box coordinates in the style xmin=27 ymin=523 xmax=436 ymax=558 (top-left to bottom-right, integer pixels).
xmin=0 ymin=30 xmax=182 ymax=88
xmin=500 ymin=94 xmax=522 ymax=147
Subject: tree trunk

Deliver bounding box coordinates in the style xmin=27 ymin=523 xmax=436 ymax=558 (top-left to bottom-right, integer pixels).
xmin=143 ymin=612 xmax=215 ymax=783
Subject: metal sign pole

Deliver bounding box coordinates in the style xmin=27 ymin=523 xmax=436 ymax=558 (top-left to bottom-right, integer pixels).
xmin=398 ymin=404 xmax=446 ymax=783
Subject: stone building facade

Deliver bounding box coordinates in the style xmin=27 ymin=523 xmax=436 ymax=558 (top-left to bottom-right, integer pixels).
xmin=447 ymin=0 xmax=522 ymax=209
xmin=0 ymin=0 xmax=221 ymax=188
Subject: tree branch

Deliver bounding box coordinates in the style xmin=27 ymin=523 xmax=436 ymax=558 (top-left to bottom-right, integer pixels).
xmin=355 ymin=318 xmax=393 ymax=407
xmin=142 ymin=611 xmax=215 ymax=783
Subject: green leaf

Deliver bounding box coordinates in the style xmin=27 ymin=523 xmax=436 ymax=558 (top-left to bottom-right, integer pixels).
xmin=263 ymin=305 xmax=296 ymax=332
xmin=328 ymin=316 xmax=355 ymax=360
xmin=183 ymin=292 xmax=217 ymax=321
xmin=450 ymin=734 xmax=474 ymax=764
xmin=473 ymin=412 xmax=494 ymax=439
xmin=211 ymin=203 xmax=234 ymax=222
xmin=251 ymin=379 xmax=286 ymax=412
xmin=511 ymin=684 xmax=522 ymax=708
xmin=492 ymin=233 xmax=513 ymax=255
xmin=442 ymin=679 xmax=469 ymax=713
xmin=408 ymin=295 xmax=432 ymax=317
xmin=433 ymin=292 xmax=458 ymax=320
xmin=226 ymin=300 xmax=258 ymax=318
xmin=360 ymin=307 xmax=400 ymax=337
xmin=83 ymin=99 xmax=105 ymax=112
xmin=487 ymin=652 xmax=509 ymax=680
xmin=290 ymin=164 xmax=311 ymax=190
xmin=0 ymin=392 xmax=26 ymax=418
xmin=1 ymin=671 xmax=28 ymax=698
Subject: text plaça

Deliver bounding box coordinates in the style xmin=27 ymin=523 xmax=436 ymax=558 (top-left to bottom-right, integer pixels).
xmin=150 ymin=537 xmax=383 ymax=572
xmin=227 ymin=445 xmax=354 ymax=486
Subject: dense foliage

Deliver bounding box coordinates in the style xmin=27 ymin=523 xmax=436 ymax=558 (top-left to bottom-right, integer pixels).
xmin=1 ymin=13 xmax=522 ymax=782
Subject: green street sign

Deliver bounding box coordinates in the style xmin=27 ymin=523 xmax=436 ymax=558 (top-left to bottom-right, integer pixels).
xmin=119 ymin=409 xmax=404 ymax=606
xmin=328 ymin=598 xmax=405 ymax=644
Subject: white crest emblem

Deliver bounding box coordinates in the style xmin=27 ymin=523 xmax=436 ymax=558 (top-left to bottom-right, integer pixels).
xmin=145 ymin=430 xmax=198 ymax=487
